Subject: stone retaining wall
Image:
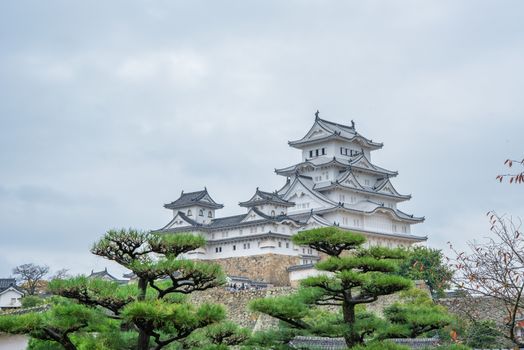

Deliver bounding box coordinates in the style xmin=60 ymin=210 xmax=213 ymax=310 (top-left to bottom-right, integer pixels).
xmin=189 ymin=287 xmax=294 ymax=329
xmin=209 ymin=254 xmax=300 ymax=286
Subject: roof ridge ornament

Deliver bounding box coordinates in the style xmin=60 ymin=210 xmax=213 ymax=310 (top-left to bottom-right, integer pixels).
xmin=351 ymin=120 xmax=355 ymax=129
xmin=315 ymin=110 xmax=320 ymax=120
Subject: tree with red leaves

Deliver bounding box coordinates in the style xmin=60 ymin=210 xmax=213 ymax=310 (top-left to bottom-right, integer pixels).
xmin=496 ymin=158 xmax=524 ymax=184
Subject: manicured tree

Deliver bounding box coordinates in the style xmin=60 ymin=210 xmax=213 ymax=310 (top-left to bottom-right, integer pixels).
xmin=4 ymin=229 xmax=234 ymax=350
xmin=250 ymin=227 xmax=413 ymax=348
xmin=380 ymin=288 xmax=452 ymax=339
xmin=398 ymin=246 xmax=453 ymax=297
xmin=0 ymin=299 xmax=101 ymax=350
xmin=71 ymin=229 xmax=228 ymax=350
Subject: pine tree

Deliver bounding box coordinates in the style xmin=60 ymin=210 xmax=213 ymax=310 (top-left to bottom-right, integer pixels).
xmin=250 ymin=227 xmax=426 ymax=348
xmin=0 ymin=229 xmax=239 ymax=350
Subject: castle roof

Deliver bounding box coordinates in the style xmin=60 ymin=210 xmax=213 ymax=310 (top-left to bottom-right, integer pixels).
xmin=239 ymin=188 xmax=295 ymax=207
xmin=315 ymin=203 xmax=425 ymax=224
xmin=157 ymin=207 xmax=306 ymax=234
xmin=164 ymin=188 xmax=224 ymax=210
xmin=288 ymin=116 xmax=383 ymax=150
xmin=275 ymin=155 xmax=397 ymax=177
xmin=88 ymin=268 xmax=128 ymax=284
xmin=0 ymin=278 xmax=24 ymax=295
xmin=313 ymin=171 xmax=411 ymax=202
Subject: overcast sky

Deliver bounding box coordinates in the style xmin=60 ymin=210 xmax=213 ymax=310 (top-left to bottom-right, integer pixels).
xmin=1 ymin=1 xmax=523 ymax=278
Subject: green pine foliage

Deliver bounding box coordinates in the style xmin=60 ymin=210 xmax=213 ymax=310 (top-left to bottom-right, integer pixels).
xmin=0 ymin=299 xmax=106 ymax=350
xmin=0 ymin=229 xmax=241 ymax=350
xmin=380 ymin=289 xmax=452 ymax=339
xmin=250 ymin=227 xmax=451 ymax=348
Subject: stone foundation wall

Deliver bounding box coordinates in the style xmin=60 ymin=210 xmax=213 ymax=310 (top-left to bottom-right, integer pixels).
xmin=208 ymin=254 xmax=300 ymax=286
xmin=189 ymin=287 xmax=293 ymax=329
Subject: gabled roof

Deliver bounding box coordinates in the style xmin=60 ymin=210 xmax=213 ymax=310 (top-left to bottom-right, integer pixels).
xmin=373 ymin=178 xmax=411 ymax=199
xmin=88 ymin=268 xmax=119 ymax=281
xmin=239 ymin=188 xmax=295 ymax=207
xmin=0 ymin=278 xmax=17 ymax=290
xmin=313 ymin=170 xmax=411 ymax=202
xmin=164 ymin=188 xmax=224 ymax=210
xmin=288 ymin=116 xmax=383 ymax=150
xmin=88 ymin=268 xmax=128 ymax=284
xmin=281 ymin=175 xmax=338 ymax=208
xmin=334 ymin=171 xmax=365 ymax=190
xmin=0 ymin=278 xmax=24 ymax=295
xmin=158 ymin=211 xmax=202 ymax=231
xmin=349 ymin=153 xmax=398 ymax=176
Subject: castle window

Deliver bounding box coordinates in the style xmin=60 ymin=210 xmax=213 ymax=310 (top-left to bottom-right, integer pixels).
xmin=340 ymin=147 xmax=344 ymax=155
xmin=243 ymin=243 xmax=250 ymax=249
xmin=187 ymin=209 xmax=192 ymax=216
xmin=233 ymin=245 xmax=236 ymax=251
xmin=315 ymin=149 xmax=319 ymax=156
xmin=321 ymin=148 xmax=326 ymax=155
xmin=392 ymin=224 xmax=397 ymax=232
xmin=309 ymin=150 xmax=313 ymax=158
xmin=215 ymin=247 xmax=222 ymax=253
xmin=199 ymin=209 xmax=204 ymax=216
xmin=364 ymin=179 xmax=370 ymax=186
xmin=278 ymin=241 xmax=282 ymax=248
xmin=208 ymin=211 xmax=213 ymax=218
xmin=271 ymin=210 xmax=275 ymax=216
xmin=286 ymin=242 xmax=289 ymax=248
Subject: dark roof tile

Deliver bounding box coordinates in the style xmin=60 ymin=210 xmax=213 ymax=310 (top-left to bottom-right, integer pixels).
xmin=164 ymin=189 xmax=224 ymax=210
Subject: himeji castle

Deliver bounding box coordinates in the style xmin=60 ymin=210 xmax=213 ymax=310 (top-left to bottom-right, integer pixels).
xmin=156 ymin=113 xmax=426 ymax=285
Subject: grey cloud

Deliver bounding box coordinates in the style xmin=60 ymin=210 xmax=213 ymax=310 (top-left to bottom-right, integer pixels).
xmin=1 ymin=0 xmax=523 ymax=276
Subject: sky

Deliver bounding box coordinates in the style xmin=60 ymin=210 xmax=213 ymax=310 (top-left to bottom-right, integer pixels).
xmin=0 ymin=0 xmax=523 ymax=278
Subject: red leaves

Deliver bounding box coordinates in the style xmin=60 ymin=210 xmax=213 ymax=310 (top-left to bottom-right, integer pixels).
xmin=497 ymin=158 xmax=524 ymax=184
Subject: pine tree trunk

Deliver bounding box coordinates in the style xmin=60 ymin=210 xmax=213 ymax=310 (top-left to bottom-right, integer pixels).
xmin=136 ymin=277 xmax=150 ymax=350
xmin=60 ymin=336 xmax=77 ymax=350
xmin=342 ymin=301 xmax=359 ymax=348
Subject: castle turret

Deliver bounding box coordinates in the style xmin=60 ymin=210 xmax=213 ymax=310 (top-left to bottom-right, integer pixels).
xmin=164 ymin=188 xmax=223 ymax=225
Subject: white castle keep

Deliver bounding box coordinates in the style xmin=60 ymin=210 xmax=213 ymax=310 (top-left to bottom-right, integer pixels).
xmin=156 ymin=114 xmax=426 ymax=284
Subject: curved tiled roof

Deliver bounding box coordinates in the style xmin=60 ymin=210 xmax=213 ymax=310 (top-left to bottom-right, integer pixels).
xmin=164 ymin=189 xmax=224 ymax=210
xmin=288 ymin=117 xmax=383 ymax=150
xmin=239 ymin=188 xmax=295 ymax=207
xmin=275 ymin=156 xmax=397 ymax=177
xmin=0 ymin=278 xmax=24 ymax=295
